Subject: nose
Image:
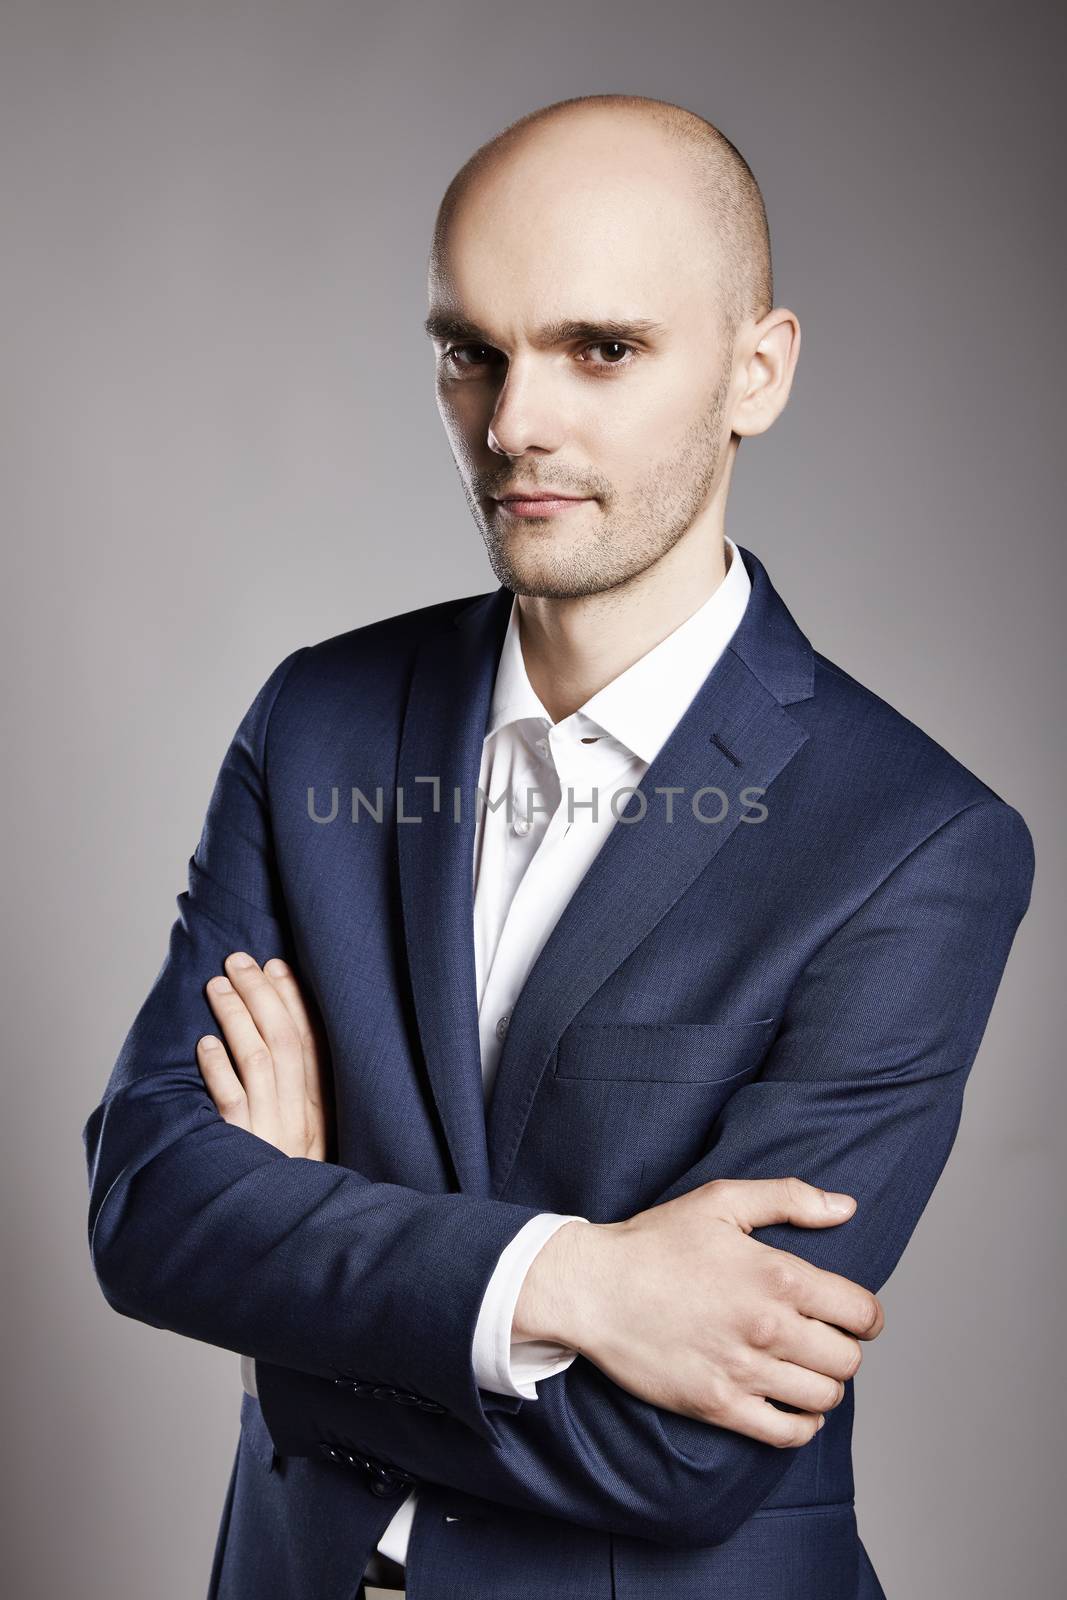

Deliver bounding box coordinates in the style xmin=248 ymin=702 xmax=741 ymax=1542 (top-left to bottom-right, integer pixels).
xmin=487 ymin=360 xmax=568 ymax=457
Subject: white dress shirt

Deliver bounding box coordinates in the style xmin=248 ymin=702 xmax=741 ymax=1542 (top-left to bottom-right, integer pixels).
xmin=242 ymin=536 xmax=752 ymax=1573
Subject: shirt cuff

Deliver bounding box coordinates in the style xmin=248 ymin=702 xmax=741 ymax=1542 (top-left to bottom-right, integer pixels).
xmin=471 ymin=1212 xmax=587 ymax=1399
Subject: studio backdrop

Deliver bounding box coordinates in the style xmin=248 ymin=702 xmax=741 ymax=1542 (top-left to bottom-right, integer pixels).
xmin=1 ymin=2 xmax=1062 ymax=1597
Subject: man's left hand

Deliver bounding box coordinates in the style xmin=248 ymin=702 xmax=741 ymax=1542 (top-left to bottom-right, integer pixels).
xmin=196 ymin=951 xmax=334 ymax=1161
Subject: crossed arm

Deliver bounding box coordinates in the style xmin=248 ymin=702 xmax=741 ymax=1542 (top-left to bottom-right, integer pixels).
xmin=82 ymin=650 xmax=1035 ymax=1550
xmin=200 ymin=797 xmax=1035 ymax=1549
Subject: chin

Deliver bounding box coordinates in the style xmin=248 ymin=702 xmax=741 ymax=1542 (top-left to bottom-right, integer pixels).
xmin=484 ymin=534 xmax=620 ymax=601
xmin=507 ymin=569 xmax=611 ymax=601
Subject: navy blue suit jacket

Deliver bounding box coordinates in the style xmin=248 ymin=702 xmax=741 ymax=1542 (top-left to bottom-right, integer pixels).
xmin=83 ymin=545 xmax=1034 ymax=1599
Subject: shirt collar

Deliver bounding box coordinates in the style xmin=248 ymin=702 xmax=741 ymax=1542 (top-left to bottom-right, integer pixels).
xmin=484 ymin=536 xmax=752 ymax=765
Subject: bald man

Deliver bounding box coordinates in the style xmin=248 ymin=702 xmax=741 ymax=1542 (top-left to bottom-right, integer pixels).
xmin=84 ymin=95 xmax=1034 ymax=1600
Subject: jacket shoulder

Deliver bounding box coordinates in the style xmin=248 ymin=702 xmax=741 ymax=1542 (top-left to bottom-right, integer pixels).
xmin=801 ymin=651 xmax=1033 ymax=881
xmin=260 ymin=589 xmax=495 ymax=709
xmin=307 ymin=589 xmax=493 ymax=663
xmin=241 ymin=591 xmax=498 ymax=784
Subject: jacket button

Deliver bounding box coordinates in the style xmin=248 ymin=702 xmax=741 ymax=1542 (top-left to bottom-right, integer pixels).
xmin=334 ymin=1375 xmax=378 ymax=1397
xmin=369 ymin=1477 xmax=404 ymax=1498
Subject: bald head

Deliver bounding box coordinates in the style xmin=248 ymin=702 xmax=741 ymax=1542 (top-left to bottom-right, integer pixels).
xmin=430 ymin=94 xmax=773 ymax=340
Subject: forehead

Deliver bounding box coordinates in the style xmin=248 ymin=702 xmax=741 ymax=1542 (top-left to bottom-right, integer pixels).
xmin=430 ymin=124 xmax=718 ymax=335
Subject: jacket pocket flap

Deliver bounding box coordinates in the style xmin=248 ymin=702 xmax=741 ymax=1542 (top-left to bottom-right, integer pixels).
xmin=554 ymin=1019 xmax=778 ymax=1083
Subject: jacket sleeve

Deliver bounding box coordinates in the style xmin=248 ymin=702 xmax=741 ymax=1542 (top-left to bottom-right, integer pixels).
xmin=254 ymin=795 xmax=1035 ymax=1549
xmin=81 ymin=646 xmax=550 ymax=1445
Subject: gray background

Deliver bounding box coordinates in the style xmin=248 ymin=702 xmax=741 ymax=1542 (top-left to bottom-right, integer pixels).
xmin=2 ymin=1 xmax=1063 ymax=1595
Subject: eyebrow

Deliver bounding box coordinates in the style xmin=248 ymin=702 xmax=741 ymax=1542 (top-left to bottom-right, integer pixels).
xmin=422 ymin=312 xmax=668 ymax=347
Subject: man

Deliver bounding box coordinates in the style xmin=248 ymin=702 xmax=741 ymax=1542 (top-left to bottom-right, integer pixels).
xmin=82 ymin=94 xmax=1034 ymax=1600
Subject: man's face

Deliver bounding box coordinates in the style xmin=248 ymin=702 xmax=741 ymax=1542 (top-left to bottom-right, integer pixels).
xmin=426 ymin=119 xmax=738 ymax=600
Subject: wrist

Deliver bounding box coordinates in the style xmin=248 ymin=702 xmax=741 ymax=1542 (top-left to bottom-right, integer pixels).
xmin=512 ymin=1217 xmax=619 ymax=1351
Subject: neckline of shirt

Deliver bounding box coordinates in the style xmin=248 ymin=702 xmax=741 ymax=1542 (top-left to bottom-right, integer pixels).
xmin=483 ymin=537 xmax=752 ymax=767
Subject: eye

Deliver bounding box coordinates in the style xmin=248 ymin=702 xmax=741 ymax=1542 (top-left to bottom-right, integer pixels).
xmin=442 ymin=344 xmax=500 ymax=372
xmin=440 ymin=339 xmax=639 ymax=376
xmin=577 ymin=341 xmax=637 ymax=371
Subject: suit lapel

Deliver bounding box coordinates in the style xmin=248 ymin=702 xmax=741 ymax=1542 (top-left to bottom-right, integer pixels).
xmin=395 ymin=586 xmax=512 ymax=1198
xmin=483 ymin=545 xmax=815 ymax=1195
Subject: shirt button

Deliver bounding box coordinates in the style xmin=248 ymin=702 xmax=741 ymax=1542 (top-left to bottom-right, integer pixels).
xmin=535 ymin=737 xmax=549 ymax=756
xmin=496 ymin=1013 xmax=510 ymax=1041
xmin=512 ymin=814 xmax=531 ymax=836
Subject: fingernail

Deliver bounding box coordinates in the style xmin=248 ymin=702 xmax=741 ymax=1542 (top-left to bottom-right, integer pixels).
xmin=265 ymin=958 xmax=289 ymax=977
xmin=208 ymin=976 xmax=232 ymax=993
xmin=817 ymin=1416 xmax=826 ymax=1430
xmin=824 ymin=1193 xmax=854 ymax=1213
xmin=200 ymin=1036 xmax=220 ymax=1049
xmin=228 ymin=952 xmax=254 ymax=969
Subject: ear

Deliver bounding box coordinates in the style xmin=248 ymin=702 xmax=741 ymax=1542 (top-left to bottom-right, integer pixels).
xmin=730 ymin=308 xmax=801 ymax=438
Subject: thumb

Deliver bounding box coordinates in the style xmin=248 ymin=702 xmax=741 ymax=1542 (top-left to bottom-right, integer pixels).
xmin=726 ymin=1176 xmax=857 ymax=1232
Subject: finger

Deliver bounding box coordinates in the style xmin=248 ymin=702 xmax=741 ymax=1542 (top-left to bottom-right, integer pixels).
xmin=763 ymin=1246 xmax=885 ymax=1341
xmin=196 ymin=1035 xmax=251 ymax=1132
xmin=762 ymin=1306 xmax=864 ymax=1385
xmin=221 ymin=953 xmax=308 ymax=1137
xmin=262 ymin=958 xmax=329 ymax=1111
xmin=205 ymin=973 xmax=282 ymax=1146
xmin=749 ymin=1354 xmax=847 ymax=1417
xmin=718 ymin=1392 xmax=825 ymax=1449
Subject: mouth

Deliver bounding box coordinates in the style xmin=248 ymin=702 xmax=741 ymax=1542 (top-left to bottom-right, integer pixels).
xmin=492 ymin=493 xmax=594 ymax=518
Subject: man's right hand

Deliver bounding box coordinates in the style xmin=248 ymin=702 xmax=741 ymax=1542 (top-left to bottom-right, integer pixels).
xmin=512 ymin=1177 xmax=883 ymax=1448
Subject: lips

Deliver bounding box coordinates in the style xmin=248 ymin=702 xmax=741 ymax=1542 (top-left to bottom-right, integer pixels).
xmin=493 ymin=492 xmax=593 ymax=518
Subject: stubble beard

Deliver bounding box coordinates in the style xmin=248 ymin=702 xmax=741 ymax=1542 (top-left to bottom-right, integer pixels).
xmin=461 ymin=359 xmax=733 ymax=601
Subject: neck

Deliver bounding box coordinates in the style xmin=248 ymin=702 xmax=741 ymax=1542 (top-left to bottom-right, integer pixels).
xmin=517 ymin=530 xmax=731 ymax=725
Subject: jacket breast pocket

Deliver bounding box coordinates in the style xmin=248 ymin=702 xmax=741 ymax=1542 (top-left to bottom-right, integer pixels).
xmin=520 ymin=1018 xmax=782 ymax=1218
xmin=553 ymin=1018 xmax=779 ymax=1083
